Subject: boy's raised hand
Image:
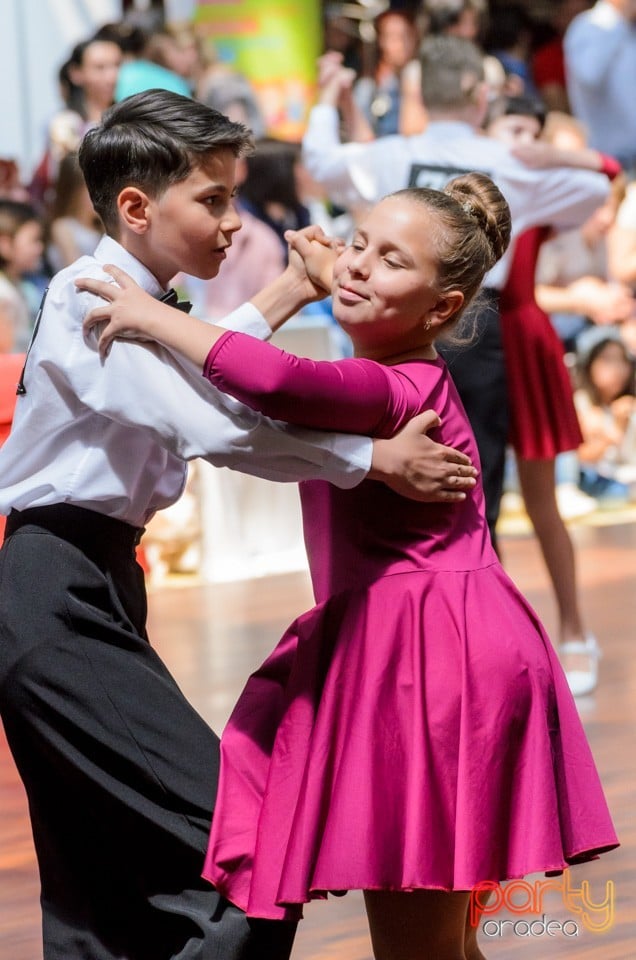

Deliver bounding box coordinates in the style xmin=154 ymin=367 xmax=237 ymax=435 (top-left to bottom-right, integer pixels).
xmin=285 ymin=225 xmax=343 ymax=295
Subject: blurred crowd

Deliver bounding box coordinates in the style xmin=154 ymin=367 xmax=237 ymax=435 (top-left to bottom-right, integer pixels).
xmin=1 ymin=0 xmax=635 ymax=577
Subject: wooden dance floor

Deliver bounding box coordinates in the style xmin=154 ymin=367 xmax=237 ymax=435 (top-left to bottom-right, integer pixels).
xmin=1 ymin=513 xmax=635 ymax=959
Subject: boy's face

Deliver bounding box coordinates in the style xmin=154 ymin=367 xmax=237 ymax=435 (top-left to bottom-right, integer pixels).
xmin=142 ymin=149 xmax=242 ymax=285
xmin=487 ymin=114 xmax=541 ymax=147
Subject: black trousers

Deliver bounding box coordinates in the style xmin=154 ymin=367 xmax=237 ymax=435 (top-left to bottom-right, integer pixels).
xmin=439 ymin=289 xmax=507 ymax=549
xmin=0 ymin=505 xmax=296 ymax=960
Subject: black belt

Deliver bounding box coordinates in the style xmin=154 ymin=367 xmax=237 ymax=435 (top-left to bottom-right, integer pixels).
xmin=4 ymin=503 xmax=144 ymax=562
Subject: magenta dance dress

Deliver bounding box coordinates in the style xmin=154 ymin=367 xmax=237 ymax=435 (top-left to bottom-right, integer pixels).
xmin=200 ymin=331 xmax=618 ymax=921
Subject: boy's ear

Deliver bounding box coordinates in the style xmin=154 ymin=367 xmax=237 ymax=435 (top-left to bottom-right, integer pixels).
xmin=428 ymin=290 xmax=464 ymax=329
xmin=117 ymin=187 xmax=152 ymax=235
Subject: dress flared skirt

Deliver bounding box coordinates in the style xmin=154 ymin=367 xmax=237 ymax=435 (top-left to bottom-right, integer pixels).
xmin=203 ymin=565 xmax=618 ymax=920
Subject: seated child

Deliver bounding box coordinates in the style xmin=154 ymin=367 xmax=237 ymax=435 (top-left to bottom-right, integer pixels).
xmin=0 ymin=200 xmax=44 ymax=351
xmin=575 ymin=326 xmax=636 ymax=502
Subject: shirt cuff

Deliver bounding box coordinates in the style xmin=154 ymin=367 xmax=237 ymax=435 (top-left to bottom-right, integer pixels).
xmin=215 ymin=302 xmax=272 ymax=340
xmin=317 ymin=434 xmax=372 ymax=488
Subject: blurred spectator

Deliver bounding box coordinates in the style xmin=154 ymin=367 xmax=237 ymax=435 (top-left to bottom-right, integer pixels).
xmin=352 ymin=9 xmax=422 ymax=138
xmin=93 ymin=21 xmax=148 ymax=61
xmin=531 ymin=0 xmax=592 ymax=112
xmin=574 ymin=326 xmax=636 ymax=501
xmin=322 ymin=6 xmax=365 ymax=75
xmin=239 ymin=138 xmax=311 ymax=259
xmin=114 ymin=26 xmax=192 ymax=99
xmin=0 ymin=160 xmax=29 ymax=203
xmin=199 ymin=55 xmax=266 ymax=138
xmin=607 ymin=181 xmax=636 ymax=335
xmin=30 ymin=36 xmax=122 ymax=210
xmin=162 ymin=22 xmax=205 ymax=92
xmin=535 ymin=112 xmax=635 ymax=350
xmin=564 ymin=0 xmax=636 ymax=175
xmin=401 ymin=1 xmax=502 ymax=135
xmin=0 ymin=201 xmax=44 ymax=353
xmin=485 ymin=3 xmax=541 ymax=97
xmin=45 ymin=154 xmax=103 ymax=274
xmin=61 ymin=36 xmax=122 ymax=123
xmin=293 ymin=157 xmax=353 ymax=242
xmin=423 ymin=0 xmax=486 ymax=41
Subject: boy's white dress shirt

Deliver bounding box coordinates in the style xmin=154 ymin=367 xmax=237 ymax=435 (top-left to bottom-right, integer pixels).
xmin=0 ymin=237 xmax=371 ymax=528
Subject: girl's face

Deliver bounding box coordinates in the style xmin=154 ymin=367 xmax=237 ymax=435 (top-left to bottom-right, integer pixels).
xmin=487 ymin=114 xmax=541 ymax=147
xmin=377 ymin=14 xmax=418 ymax=70
xmin=332 ymin=196 xmax=460 ymax=358
xmin=589 ymin=341 xmax=634 ymax=402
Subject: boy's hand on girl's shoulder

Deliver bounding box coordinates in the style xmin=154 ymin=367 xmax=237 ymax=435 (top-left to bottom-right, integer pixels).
xmin=76 ymin=265 xmax=166 ymax=358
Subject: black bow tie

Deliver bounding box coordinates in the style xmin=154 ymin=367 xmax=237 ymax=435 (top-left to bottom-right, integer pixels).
xmin=159 ymin=288 xmax=192 ymax=313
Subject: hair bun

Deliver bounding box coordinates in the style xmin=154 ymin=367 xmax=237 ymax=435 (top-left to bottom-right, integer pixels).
xmin=445 ymin=173 xmax=511 ymax=268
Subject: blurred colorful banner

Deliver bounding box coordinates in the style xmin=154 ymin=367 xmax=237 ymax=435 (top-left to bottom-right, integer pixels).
xmin=195 ymin=0 xmax=322 ymax=141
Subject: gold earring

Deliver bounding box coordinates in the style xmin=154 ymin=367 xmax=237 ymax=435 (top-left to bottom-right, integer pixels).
xmin=424 ymin=318 xmax=432 ymax=332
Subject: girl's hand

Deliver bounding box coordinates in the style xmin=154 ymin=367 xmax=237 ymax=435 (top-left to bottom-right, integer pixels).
xmin=285 ymin=226 xmax=343 ymax=295
xmin=76 ymin=265 xmax=175 ymax=357
xmin=610 ymin=394 xmax=635 ymax=430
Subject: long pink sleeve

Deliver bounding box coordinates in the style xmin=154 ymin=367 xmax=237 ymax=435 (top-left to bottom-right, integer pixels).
xmin=203 ymin=330 xmax=433 ymax=438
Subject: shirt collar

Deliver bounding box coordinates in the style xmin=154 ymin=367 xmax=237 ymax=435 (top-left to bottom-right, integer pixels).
xmin=417 ymin=121 xmax=476 ymax=140
xmin=94 ymin=236 xmax=166 ymax=299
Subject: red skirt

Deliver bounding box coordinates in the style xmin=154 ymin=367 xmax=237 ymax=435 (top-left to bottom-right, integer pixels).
xmin=500 ymin=300 xmax=582 ymax=460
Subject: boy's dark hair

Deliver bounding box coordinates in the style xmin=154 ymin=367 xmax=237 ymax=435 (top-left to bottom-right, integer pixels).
xmin=485 ymin=93 xmax=547 ymax=131
xmin=0 ymin=200 xmax=39 ymax=269
xmin=78 ymin=89 xmax=254 ymax=234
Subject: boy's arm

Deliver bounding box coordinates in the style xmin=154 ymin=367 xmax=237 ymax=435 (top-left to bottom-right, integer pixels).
xmin=72 ymin=273 xmax=474 ymax=501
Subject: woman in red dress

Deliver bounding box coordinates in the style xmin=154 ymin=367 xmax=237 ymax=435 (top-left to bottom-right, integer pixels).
xmin=485 ymin=95 xmax=621 ymax=696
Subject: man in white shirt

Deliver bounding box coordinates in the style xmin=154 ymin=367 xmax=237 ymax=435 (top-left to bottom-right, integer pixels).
xmin=302 ymin=35 xmax=610 ymax=547
xmin=0 ymin=90 xmax=475 ymax=960
xmin=564 ymin=0 xmax=636 ymax=175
